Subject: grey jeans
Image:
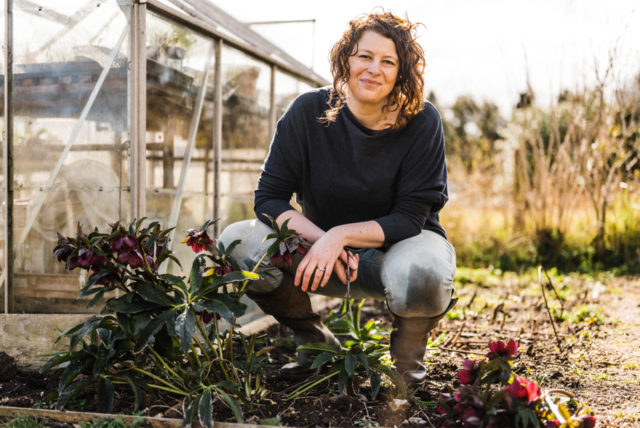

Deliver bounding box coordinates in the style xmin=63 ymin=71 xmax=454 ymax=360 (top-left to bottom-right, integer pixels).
xmin=219 ymin=219 xmax=456 ymax=318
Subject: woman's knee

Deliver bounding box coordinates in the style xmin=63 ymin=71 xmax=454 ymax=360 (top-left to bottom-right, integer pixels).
xmin=219 ymin=219 xmax=282 ymax=293
xmin=381 ymin=230 xmax=456 ymax=318
xmin=218 ymin=219 xmax=274 ymax=268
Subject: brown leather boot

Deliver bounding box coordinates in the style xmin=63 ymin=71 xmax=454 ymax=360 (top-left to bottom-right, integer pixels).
xmin=390 ymin=297 xmax=458 ymax=386
xmin=246 ymin=273 xmax=341 ymax=377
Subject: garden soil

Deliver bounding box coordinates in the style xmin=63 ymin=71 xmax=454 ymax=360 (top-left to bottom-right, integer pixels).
xmin=1 ymin=274 xmax=639 ymax=427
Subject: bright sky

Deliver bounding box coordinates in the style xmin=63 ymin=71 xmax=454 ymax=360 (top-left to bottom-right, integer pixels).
xmin=212 ymin=0 xmax=640 ymax=117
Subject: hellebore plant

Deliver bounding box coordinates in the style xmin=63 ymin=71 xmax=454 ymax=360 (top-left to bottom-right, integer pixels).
xmin=289 ymin=299 xmax=396 ymax=400
xmin=261 ymin=214 xmax=309 ymax=267
xmin=438 ymin=339 xmax=596 ymax=428
xmin=260 ymin=216 xmax=395 ymax=400
xmin=45 ymin=219 xmax=266 ymax=427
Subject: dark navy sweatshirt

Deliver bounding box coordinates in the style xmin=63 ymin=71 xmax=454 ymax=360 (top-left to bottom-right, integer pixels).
xmin=254 ymin=88 xmax=448 ymax=248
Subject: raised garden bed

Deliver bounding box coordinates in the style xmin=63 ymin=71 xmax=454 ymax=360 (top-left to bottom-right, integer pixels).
xmin=2 ymin=271 xmax=639 ymax=427
xmin=2 ymin=217 xmax=637 ymax=427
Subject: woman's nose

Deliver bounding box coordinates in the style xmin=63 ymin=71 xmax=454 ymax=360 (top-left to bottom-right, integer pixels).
xmin=367 ymin=60 xmax=381 ymax=74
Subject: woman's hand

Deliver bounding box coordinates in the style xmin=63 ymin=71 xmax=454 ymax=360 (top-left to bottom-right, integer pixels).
xmin=334 ymin=250 xmax=359 ymax=285
xmin=294 ymin=230 xmax=359 ymax=292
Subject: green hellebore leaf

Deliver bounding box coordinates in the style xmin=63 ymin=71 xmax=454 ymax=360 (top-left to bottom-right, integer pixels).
xmin=134 ymin=317 xmax=164 ymax=353
xmin=189 ymin=254 xmax=207 ymax=294
xmin=82 ymin=270 xmax=113 ymax=291
xmin=197 ymin=299 xmax=235 ymax=325
xmin=160 ymin=273 xmax=184 ymax=285
xmin=134 ymin=282 xmax=176 ymax=307
xmin=123 ymin=375 xmax=142 ymax=411
xmin=40 ymin=352 xmax=75 ymax=372
xmin=357 ymin=352 xmax=369 ymax=375
xmin=213 ymin=293 xmax=247 ymax=317
xmin=222 ymin=239 xmax=241 ymax=257
xmin=93 ymin=348 xmax=116 ymax=380
xmin=56 ymin=380 xmax=87 ymax=410
xmin=69 ymin=317 xmax=104 ymax=349
xmin=107 ymin=295 xmax=157 ymax=314
xmin=329 ymin=319 xmax=351 ymax=333
xmin=175 ymin=306 xmax=196 ymax=352
xmin=345 ymin=352 xmax=357 ymax=377
xmin=194 ymin=271 xmax=259 ymax=299
xmin=130 ymin=313 xmax=153 ymax=336
xmin=362 ymin=319 xmax=376 ymax=332
xmin=183 ymin=391 xmax=198 ymax=427
xmin=98 ymin=377 xmax=115 ymax=413
xmin=296 ymin=342 xmax=340 ymax=354
xmin=338 ymin=368 xmax=349 ymax=395
xmin=198 ymin=389 xmax=213 ymax=428
xmin=86 ymin=290 xmax=106 ymax=309
xmin=370 ymin=372 xmax=381 ymax=400
xmin=310 ymin=352 xmax=334 ymax=369
xmin=217 ymin=389 xmax=244 ymax=423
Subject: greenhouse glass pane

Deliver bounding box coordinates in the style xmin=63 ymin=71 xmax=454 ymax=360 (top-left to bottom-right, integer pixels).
xmin=145 ymin=12 xmax=215 ymax=272
xmin=275 ymin=70 xmax=313 ymax=122
xmin=10 ymin=1 xmax=130 ymax=313
xmin=219 ymin=46 xmax=271 ymax=230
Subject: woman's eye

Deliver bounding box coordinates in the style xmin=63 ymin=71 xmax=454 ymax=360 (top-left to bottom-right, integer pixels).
xmin=358 ymin=54 xmax=371 ymax=59
xmin=383 ymin=60 xmax=396 ymax=66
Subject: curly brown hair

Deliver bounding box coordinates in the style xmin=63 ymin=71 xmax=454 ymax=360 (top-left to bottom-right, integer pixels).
xmin=321 ymin=11 xmax=426 ymax=130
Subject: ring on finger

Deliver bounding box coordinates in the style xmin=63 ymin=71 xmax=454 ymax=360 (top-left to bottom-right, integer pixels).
xmin=317 ymin=266 xmax=326 ymax=272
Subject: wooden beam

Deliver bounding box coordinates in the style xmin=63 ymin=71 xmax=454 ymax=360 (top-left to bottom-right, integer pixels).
xmin=0 ymin=405 xmax=279 ymax=427
xmin=0 ymin=406 xmax=182 ymax=427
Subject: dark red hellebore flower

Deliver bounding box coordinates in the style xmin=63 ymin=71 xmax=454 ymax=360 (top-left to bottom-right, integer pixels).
xmin=488 ymin=339 xmax=518 ymax=358
xmin=457 ymin=359 xmax=478 ymax=385
xmin=505 ymin=376 xmax=540 ymax=403
xmin=181 ymin=229 xmax=213 ymax=253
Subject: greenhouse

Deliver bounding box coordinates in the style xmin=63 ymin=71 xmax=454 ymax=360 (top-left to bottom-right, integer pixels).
xmin=0 ymin=0 xmax=327 ymax=318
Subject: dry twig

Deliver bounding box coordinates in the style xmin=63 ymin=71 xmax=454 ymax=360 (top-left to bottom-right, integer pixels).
xmin=538 ymin=265 xmax=563 ymax=352
xmin=542 ymin=267 xmax=565 ymax=317
xmin=437 ymin=346 xmax=480 ymax=355
xmin=491 ymin=302 xmax=505 ymax=324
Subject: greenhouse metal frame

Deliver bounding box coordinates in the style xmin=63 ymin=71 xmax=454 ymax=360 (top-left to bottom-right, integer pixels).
xmin=0 ymin=0 xmax=327 ymax=314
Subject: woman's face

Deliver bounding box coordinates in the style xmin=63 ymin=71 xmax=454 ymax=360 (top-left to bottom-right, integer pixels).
xmin=346 ymin=30 xmax=399 ymax=109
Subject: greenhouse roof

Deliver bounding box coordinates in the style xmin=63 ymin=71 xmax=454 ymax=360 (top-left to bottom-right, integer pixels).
xmin=149 ymin=0 xmax=329 ymax=86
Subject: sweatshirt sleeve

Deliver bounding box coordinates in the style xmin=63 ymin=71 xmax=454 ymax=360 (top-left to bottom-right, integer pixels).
xmin=374 ymin=104 xmax=448 ymax=247
xmin=254 ymin=96 xmax=305 ymax=227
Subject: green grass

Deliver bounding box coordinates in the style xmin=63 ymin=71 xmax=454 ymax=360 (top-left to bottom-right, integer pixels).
xmin=78 ymin=416 xmax=145 ymax=428
xmin=570 ymin=305 xmax=605 ymax=326
xmin=444 ymin=190 xmax=640 ymax=274
xmin=614 ymin=412 xmax=640 ymax=423
xmin=3 ymin=415 xmax=47 ymax=428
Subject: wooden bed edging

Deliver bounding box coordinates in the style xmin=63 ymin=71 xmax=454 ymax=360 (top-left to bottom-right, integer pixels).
xmin=0 ymin=405 xmax=277 ymax=427
xmin=0 ymin=295 xmax=341 ymax=366
xmin=0 ymin=297 xmax=343 ymax=427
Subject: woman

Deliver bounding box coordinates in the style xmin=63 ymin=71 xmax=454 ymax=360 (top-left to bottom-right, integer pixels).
xmin=220 ymin=11 xmax=456 ymax=385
